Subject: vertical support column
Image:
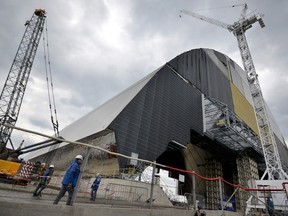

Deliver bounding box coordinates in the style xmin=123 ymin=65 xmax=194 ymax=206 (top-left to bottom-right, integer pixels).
xmin=201 ymin=94 xmax=207 ymax=133
xmin=192 ymin=172 xmax=197 ymax=210
xmin=70 ymin=147 xmax=91 ymax=206
xmin=219 ymin=177 xmax=224 ymax=213
xmin=149 ymin=161 xmax=156 ymax=209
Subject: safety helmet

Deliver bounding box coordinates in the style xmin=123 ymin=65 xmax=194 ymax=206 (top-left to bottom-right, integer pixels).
xmin=49 ymin=164 xmax=54 ymax=168
xmin=75 ymin=155 xmax=83 ymax=160
xmin=96 ymin=173 xmax=100 ymax=177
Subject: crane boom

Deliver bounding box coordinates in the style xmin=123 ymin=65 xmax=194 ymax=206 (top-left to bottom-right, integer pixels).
xmin=180 ymin=9 xmax=233 ymax=31
xmin=181 ymin=4 xmax=287 ymax=180
xmin=0 ymin=9 xmax=46 ymax=156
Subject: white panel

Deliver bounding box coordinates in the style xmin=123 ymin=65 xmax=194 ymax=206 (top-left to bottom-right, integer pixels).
xmin=242 ymin=81 xmax=254 ymax=105
xmin=230 ymin=60 xmax=254 ymax=106
xmin=130 ymin=152 xmax=138 ymax=166
xmin=179 ymin=174 xmax=185 ymax=183
xmin=265 ymin=101 xmax=285 ymax=144
xmin=234 ymin=62 xmax=248 ymax=86
xmin=59 ymin=66 xmax=162 ymax=141
xmin=204 ymin=49 xmax=230 ymax=79
xmin=201 ymin=94 xmax=206 ymax=133
xmin=230 ymin=65 xmax=245 ymax=95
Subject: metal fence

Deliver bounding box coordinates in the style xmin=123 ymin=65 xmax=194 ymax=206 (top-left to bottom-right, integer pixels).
xmin=104 ymin=183 xmax=148 ymax=202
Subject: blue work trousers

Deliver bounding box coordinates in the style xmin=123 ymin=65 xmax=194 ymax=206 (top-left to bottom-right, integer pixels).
xmin=90 ymin=189 xmax=98 ymax=201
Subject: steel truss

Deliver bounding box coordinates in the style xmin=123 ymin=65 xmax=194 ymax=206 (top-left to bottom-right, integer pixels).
xmin=0 ymin=9 xmax=46 ymax=154
xmin=204 ymin=96 xmax=262 ymax=155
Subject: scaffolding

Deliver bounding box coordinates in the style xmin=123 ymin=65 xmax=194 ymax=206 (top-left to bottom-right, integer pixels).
xmin=205 ymin=160 xmax=224 ymax=210
xmin=235 ymin=157 xmax=259 ymax=212
xmin=203 ymin=96 xmax=262 ymax=155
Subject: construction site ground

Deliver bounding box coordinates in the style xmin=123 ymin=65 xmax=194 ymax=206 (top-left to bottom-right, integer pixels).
xmin=0 ymin=181 xmax=242 ymax=216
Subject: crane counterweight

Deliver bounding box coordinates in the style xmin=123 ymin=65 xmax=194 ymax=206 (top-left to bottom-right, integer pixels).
xmin=34 ymin=9 xmax=46 ymax=17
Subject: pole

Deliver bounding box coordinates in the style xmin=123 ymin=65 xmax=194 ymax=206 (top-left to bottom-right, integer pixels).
xmin=192 ymin=172 xmax=197 ymax=210
xmin=223 ymin=187 xmax=238 ymax=210
xmin=219 ymin=177 xmax=224 ymax=214
xmin=149 ymin=161 xmax=156 ymax=209
xmin=70 ymin=147 xmax=91 ymax=205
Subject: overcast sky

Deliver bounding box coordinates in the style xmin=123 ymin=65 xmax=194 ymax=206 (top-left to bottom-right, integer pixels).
xmin=0 ymin=0 xmax=287 ymax=147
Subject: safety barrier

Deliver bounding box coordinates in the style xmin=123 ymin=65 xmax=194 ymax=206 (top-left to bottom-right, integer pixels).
xmin=17 ymin=161 xmax=34 ymax=178
xmin=104 ymin=183 xmax=148 ymax=202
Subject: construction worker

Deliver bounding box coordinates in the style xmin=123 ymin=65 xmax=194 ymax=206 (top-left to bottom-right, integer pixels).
xmin=53 ymin=155 xmax=83 ymax=205
xmin=33 ymin=164 xmax=54 ymax=197
xmin=31 ymin=161 xmax=42 ymax=180
xmin=90 ymin=173 xmax=102 ymax=201
xmin=267 ymin=198 xmax=275 ymax=216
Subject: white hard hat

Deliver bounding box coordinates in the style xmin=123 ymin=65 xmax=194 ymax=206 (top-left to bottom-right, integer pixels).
xmin=96 ymin=173 xmax=100 ymax=176
xmin=49 ymin=164 xmax=54 ymax=168
xmin=75 ymin=155 xmax=83 ymax=160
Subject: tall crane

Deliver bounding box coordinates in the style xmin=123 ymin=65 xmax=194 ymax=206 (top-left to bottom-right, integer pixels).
xmin=0 ymin=9 xmax=46 ymax=157
xmin=180 ymin=4 xmax=288 ymax=180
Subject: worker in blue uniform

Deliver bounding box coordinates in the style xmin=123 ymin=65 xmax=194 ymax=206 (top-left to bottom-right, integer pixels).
xmin=53 ymin=155 xmax=83 ymax=205
xmin=90 ymin=173 xmax=102 ymax=201
xmin=267 ymin=197 xmax=275 ymax=216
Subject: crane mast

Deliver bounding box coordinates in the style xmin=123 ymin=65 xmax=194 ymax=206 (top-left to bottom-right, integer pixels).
xmin=0 ymin=9 xmax=46 ymax=156
xmin=181 ymin=4 xmax=288 ymax=180
xmin=235 ymin=28 xmax=287 ymax=180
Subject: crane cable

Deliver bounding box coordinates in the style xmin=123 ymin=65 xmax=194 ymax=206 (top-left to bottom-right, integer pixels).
xmin=42 ymin=17 xmax=59 ymax=137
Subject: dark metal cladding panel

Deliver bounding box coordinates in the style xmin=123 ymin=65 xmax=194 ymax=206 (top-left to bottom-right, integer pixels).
xmin=169 ymin=49 xmax=234 ymax=110
xmin=109 ymin=66 xmax=203 ymax=168
xmin=109 ymin=49 xmax=236 ymax=168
